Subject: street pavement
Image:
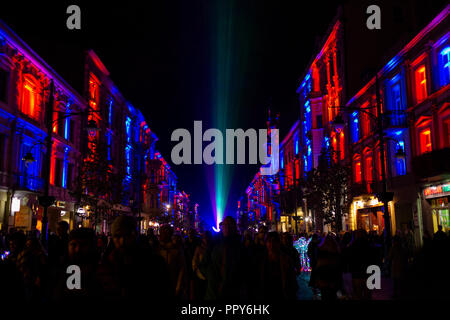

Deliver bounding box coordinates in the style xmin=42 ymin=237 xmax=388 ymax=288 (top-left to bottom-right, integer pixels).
xmin=296 ymin=272 xmax=394 ymax=300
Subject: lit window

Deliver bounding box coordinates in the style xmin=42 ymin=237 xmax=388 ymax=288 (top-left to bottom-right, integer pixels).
xmin=444 ymin=118 xmax=450 ymax=148
xmin=89 ymin=74 xmax=100 ymax=111
xmin=439 ymin=47 xmax=450 ymax=87
xmin=396 ymin=141 xmax=406 ymax=176
xmin=21 ymin=76 xmax=40 ymax=120
xmin=365 ymin=156 xmax=373 ymax=182
xmin=354 ymin=160 xmax=362 ymax=182
xmin=339 ymin=131 xmax=345 ymax=160
xmin=419 ymin=128 xmax=432 ymax=154
xmin=392 ymin=82 xmax=402 ymax=111
xmin=415 ymin=66 xmax=427 ymax=103
xmin=351 ymin=112 xmax=359 ymax=143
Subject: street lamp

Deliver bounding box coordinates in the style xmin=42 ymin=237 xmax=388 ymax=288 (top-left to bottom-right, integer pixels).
xmin=22 ymin=151 xmax=36 ymax=168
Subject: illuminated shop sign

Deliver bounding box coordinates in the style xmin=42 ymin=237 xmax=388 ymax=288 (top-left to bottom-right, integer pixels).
xmin=423 ymin=184 xmax=450 ymax=197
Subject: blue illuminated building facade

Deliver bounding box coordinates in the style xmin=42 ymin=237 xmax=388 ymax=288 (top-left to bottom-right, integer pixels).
xmin=242 ymin=5 xmax=449 ymax=239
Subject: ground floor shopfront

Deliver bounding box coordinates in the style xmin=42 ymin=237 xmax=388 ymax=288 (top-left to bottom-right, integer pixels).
xmin=0 ymin=188 xmax=76 ymax=234
xmin=420 ymin=180 xmax=450 ymax=235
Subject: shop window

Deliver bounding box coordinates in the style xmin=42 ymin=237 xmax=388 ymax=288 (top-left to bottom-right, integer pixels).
xmin=419 ymin=128 xmax=432 ymax=154
xmin=0 ymin=68 xmax=9 ymax=104
xmin=20 ymin=75 xmax=40 ymax=121
xmin=439 ymin=46 xmax=450 ymax=87
xmin=414 ymin=65 xmax=428 ymax=103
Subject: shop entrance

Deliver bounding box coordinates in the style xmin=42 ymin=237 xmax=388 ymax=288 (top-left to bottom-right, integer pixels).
xmin=357 ymin=207 xmax=384 ymax=235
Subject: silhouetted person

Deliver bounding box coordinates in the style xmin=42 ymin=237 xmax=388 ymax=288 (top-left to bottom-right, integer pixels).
xmin=387 ymin=235 xmax=408 ymax=299
xmin=307 ymin=233 xmax=321 ymax=293
xmin=315 ymin=234 xmax=341 ymax=301
xmin=52 ymin=228 xmax=101 ymax=301
xmin=192 ymin=231 xmax=213 ymax=300
xmin=157 ymin=224 xmax=187 ymax=300
xmin=281 ymin=232 xmax=301 ymax=275
xmin=97 ymin=215 xmax=172 ymax=301
xmin=258 ymin=232 xmax=298 ymax=300
xmin=48 ymin=221 xmax=69 ymax=266
xmin=205 ymin=216 xmax=250 ymax=300
xmin=348 ymin=229 xmax=377 ymax=300
xmin=0 ymin=231 xmax=26 ymax=300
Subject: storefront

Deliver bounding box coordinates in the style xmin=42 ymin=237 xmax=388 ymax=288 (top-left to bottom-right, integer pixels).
xmin=422 ymin=183 xmax=450 ymax=233
xmin=7 ymin=191 xmax=40 ymax=232
xmin=350 ymin=195 xmax=395 ymax=235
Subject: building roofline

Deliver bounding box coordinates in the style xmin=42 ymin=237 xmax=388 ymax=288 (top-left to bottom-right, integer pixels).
xmin=0 ymin=19 xmax=87 ymax=106
xmin=346 ymin=4 xmax=449 ymax=106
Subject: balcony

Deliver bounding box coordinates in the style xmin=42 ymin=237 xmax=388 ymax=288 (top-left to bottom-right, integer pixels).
xmin=13 ymin=172 xmax=45 ymax=192
xmin=412 ymin=148 xmax=450 ymax=179
xmin=383 ymin=110 xmax=407 ymax=129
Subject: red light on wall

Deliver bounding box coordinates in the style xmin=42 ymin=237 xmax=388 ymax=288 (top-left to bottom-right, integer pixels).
xmin=415 ymin=66 xmax=428 ymax=103
xmin=354 ymin=161 xmax=362 ymax=182
xmin=419 ymin=128 xmax=432 ymax=154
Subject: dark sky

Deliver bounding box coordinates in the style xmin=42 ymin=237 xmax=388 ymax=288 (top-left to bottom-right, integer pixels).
xmin=0 ymin=0 xmax=352 ymax=225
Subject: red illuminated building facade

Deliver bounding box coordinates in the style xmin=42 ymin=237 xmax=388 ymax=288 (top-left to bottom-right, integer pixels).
xmin=0 ymin=20 xmax=197 ymax=234
xmin=243 ymin=4 xmax=449 ymax=242
xmin=0 ymin=20 xmax=86 ymax=232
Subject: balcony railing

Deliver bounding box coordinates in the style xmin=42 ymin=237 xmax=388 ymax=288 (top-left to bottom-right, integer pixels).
xmin=13 ymin=172 xmax=45 ymax=192
xmin=383 ymin=110 xmax=407 ymax=128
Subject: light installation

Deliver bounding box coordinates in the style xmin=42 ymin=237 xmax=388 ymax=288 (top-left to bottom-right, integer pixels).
xmin=294 ymin=237 xmax=311 ymax=272
xmin=208 ymin=0 xmax=249 ymax=232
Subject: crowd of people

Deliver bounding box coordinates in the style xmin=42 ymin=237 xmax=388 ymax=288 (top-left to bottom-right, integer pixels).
xmin=0 ymin=216 xmax=300 ymax=302
xmin=1 ymin=215 xmax=449 ymax=302
xmin=306 ymin=226 xmax=450 ymax=300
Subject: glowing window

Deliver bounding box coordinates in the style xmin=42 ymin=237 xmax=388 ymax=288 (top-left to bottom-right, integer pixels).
xmin=442 ymin=118 xmax=450 ymax=148
xmin=89 ymin=74 xmax=100 ymax=111
xmin=364 ymin=155 xmax=373 ymax=182
xmin=415 ymin=66 xmax=427 ymax=103
xmin=350 ymin=112 xmax=359 ymax=143
xmin=419 ymin=128 xmax=432 ymax=154
xmin=339 ymin=131 xmax=345 ymax=160
xmin=21 ymin=77 xmax=40 ymax=120
xmin=439 ymin=47 xmax=450 ymax=87
xmin=392 ymin=82 xmax=402 ymax=111
xmin=354 ymin=160 xmax=362 ymax=183
xmin=396 ymin=141 xmax=406 ymax=176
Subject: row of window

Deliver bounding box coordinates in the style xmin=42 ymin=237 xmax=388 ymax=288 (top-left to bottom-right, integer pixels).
xmin=349 ymin=45 xmax=450 ymax=145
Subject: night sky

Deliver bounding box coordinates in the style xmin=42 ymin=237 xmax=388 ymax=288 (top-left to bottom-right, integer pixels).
xmin=0 ymin=0 xmax=394 ymax=226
